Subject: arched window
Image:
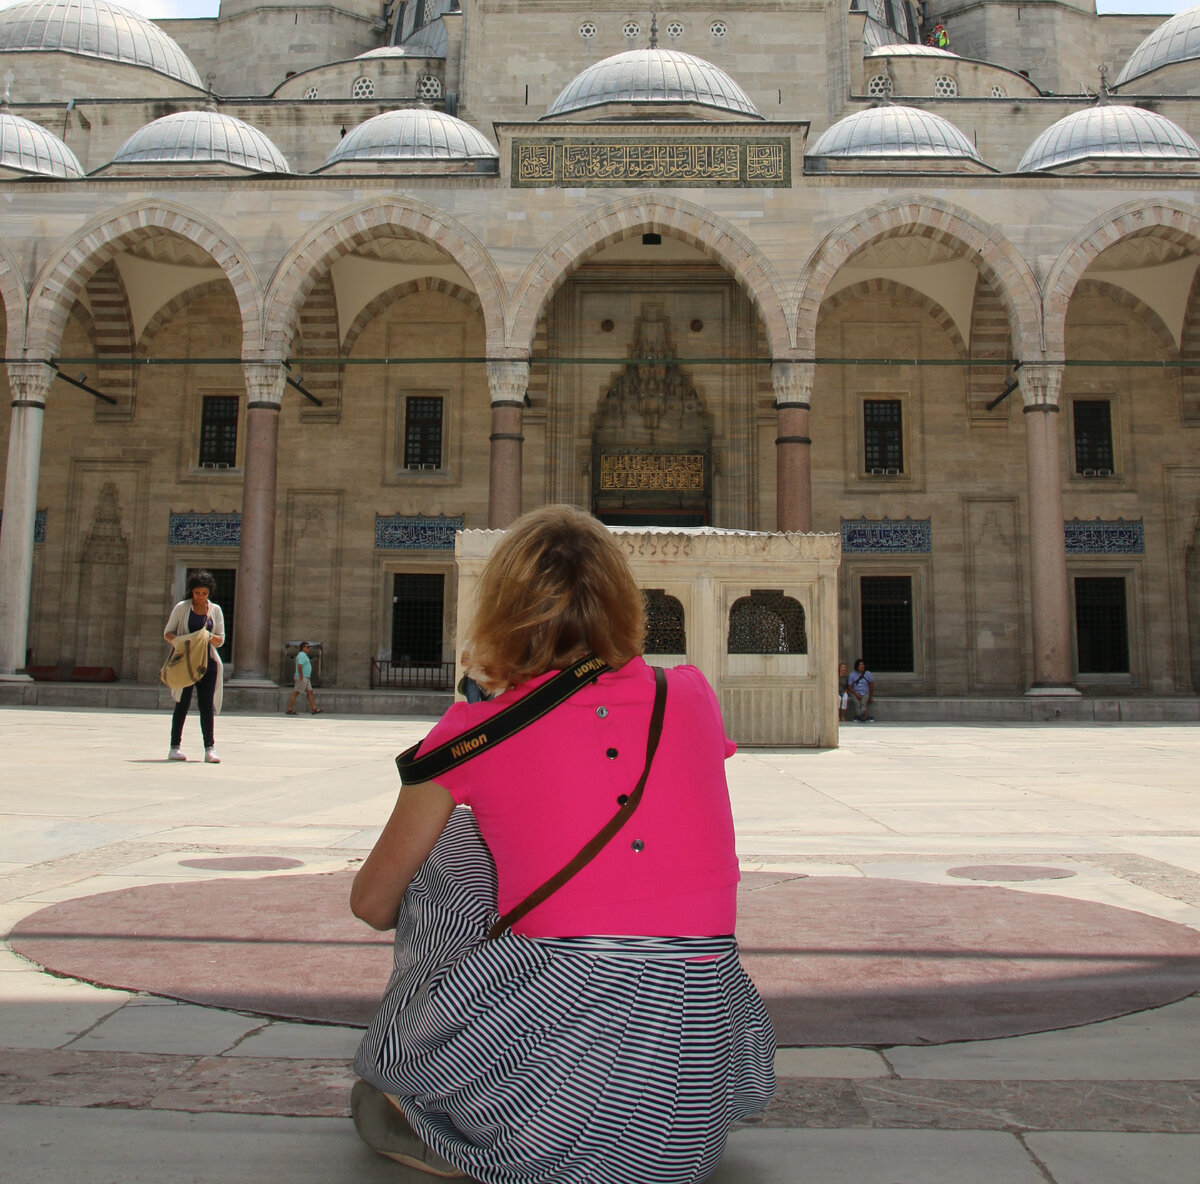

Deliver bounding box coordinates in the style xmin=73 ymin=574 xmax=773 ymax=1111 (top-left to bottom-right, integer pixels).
xmin=643 ymin=590 xmax=686 ymax=654
xmin=728 ymin=591 xmax=807 ymax=654
xmin=352 ymin=76 xmax=376 ymax=99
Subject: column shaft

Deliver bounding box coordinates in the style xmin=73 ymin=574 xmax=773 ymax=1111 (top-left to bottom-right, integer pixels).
xmin=232 ymin=364 xmax=286 ymax=683
xmin=487 ymin=360 xmax=529 ymax=529
xmin=0 ymin=364 xmax=54 ymax=677
xmin=772 ymin=361 xmax=815 ymax=532
xmin=1020 ymin=366 xmax=1074 ymax=691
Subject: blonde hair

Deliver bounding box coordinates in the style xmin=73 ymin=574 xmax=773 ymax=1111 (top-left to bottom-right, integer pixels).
xmin=465 ymin=505 xmax=645 ymax=691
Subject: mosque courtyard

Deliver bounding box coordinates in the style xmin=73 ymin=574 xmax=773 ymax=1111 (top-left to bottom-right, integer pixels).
xmin=0 ymin=705 xmax=1198 ymax=1183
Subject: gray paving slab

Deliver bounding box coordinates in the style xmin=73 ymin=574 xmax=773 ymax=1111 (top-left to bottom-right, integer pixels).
xmin=1026 ymin=1132 xmax=1200 ymax=1184
xmin=63 ymin=997 xmax=267 ymax=1057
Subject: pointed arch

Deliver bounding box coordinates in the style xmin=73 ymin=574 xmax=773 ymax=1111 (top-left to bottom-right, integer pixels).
xmin=25 ymin=202 xmax=261 ymax=360
xmin=507 ymin=195 xmax=791 ymax=358
xmin=262 ymin=197 xmax=507 ymax=358
xmin=817 ymin=278 xmax=968 ymax=357
xmin=341 ymin=277 xmax=483 ymax=357
xmin=1044 ymin=200 xmax=1200 ymax=356
xmin=794 ymin=195 xmax=1043 ymax=359
xmin=0 ymin=239 xmax=29 ymax=358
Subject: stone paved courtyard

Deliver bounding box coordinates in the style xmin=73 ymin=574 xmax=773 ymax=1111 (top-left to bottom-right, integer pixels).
xmin=1 ymin=706 xmax=1198 ymax=1183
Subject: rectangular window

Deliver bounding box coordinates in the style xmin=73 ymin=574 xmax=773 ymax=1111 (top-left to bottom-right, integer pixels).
xmin=863 ymin=399 xmax=904 ymax=474
xmin=198 ymin=396 xmax=239 ymax=468
xmin=1073 ymin=400 xmax=1114 ymax=475
xmin=404 ymin=396 xmax=443 ymax=469
xmin=860 ymin=575 xmax=914 ymax=672
xmin=391 ymin=572 xmax=444 ymax=664
xmin=1075 ymin=576 xmax=1129 ymax=674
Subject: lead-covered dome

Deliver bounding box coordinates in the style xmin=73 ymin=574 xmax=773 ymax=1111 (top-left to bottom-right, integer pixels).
xmin=321 ymin=108 xmax=497 ymax=169
xmin=112 ymin=111 xmax=290 ymax=172
xmin=1017 ymin=105 xmax=1200 ymax=172
xmin=0 ymin=109 xmax=83 ymax=178
xmin=808 ymin=104 xmax=983 ymax=162
xmin=545 ymin=48 xmax=761 ymax=120
xmin=1116 ymin=4 xmax=1200 ymax=86
xmin=0 ymin=0 xmax=202 ymax=88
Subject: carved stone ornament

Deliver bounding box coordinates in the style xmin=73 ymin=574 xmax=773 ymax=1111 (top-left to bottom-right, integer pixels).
xmin=81 ymin=483 xmax=129 ymax=565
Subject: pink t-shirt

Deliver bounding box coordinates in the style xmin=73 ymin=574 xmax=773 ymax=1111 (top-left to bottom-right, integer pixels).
xmin=415 ymin=657 xmax=740 ymax=937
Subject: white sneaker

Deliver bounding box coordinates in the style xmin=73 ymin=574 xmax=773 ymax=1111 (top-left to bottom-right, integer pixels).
xmin=168 ymin=747 xmax=186 ymax=761
xmin=204 ymin=748 xmax=221 ymax=764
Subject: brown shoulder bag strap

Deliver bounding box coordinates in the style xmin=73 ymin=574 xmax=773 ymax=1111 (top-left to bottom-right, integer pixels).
xmin=487 ymin=665 xmax=668 ymax=941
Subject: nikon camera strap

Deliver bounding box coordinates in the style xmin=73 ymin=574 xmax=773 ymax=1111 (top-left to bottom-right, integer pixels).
xmin=395 ymin=653 xmax=610 ymax=786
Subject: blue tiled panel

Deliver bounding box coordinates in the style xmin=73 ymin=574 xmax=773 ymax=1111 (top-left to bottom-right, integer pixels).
xmin=375 ymin=514 xmax=464 ymax=550
xmin=168 ymin=512 xmax=242 ymax=547
xmin=1064 ymin=518 xmax=1144 ymax=555
xmin=841 ymin=517 xmax=931 ymax=554
xmin=0 ymin=510 xmax=47 ymax=543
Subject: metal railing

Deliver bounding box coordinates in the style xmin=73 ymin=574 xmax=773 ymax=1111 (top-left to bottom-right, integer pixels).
xmin=371 ymin=659 xmax=455 ymax=690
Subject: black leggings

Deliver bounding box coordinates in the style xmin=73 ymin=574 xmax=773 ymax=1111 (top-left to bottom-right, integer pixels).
xmin=171 ymin=659 xmax=217 ymax=748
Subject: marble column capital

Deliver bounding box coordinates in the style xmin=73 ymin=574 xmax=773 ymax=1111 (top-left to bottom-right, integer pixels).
xmin=487 ymin=359 xmax=530 ymax=406
xmin=242 ymin=361 xmax=287 ymax=409
xmin=1017 ymin=363 xmax=1064 ymax=410
xmin=771 ymin=361 xmax=816 ymax=409
xmin=6 ymin=361 xmax=55 ymax=407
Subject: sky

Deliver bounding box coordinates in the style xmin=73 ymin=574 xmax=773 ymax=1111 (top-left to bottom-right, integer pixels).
xmin=0 ymin=0 xmax=1197 ymax=18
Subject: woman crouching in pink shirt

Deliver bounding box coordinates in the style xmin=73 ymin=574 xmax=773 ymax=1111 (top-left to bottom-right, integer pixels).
xmin=350 ymin=504 xmax=776 ymax=1182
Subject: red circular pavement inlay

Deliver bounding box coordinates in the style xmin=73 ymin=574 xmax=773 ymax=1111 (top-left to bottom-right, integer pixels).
xmin=11 ymin=870 xmax=1200 ymax=1046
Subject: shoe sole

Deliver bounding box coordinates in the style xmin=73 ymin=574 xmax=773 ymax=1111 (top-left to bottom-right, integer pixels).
xmin=351 ymin=1082 xmax=464 ymax=1177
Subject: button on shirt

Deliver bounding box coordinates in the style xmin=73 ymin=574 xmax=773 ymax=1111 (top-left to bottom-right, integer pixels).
xmin=416 ymin=657 xmax=740 ymax=938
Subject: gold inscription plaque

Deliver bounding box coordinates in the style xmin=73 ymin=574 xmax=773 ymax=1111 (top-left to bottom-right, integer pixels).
xmin=513 ymin=139 xmax=790 ymax=188
xmin=600 ymin=454 xmax=706 ymax=491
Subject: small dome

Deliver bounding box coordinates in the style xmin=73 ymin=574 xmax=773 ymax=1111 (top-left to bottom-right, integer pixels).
xmin=808 ymin=105 xmax=982 ymax=161
xmin=323 ymin=108 xmax=497 ymax=165
xmin=113 ymin=111 xmax=290 ymax=172
xmin=1017 ymin=105 xmax=1200 ymax=172
xmin=0 ymin=109 xmax=83 ymax=178
xmin=866 ymin=44 xmax=957 ymax=58
xmin=1116 ymin=5 xmax=1200 ymax=86
xmin=546 ymin=48 xmax=760 ymax=119
xmin=0 ymin=0 xmax=203 ymax=88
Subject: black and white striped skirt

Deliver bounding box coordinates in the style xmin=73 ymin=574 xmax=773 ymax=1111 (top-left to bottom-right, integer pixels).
xmin=354 ymin=809 xmax=776 ymax=1184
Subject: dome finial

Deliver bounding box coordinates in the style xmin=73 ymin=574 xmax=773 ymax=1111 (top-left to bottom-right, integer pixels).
xmin=1096 ymin=62 xmax=1112 ymax=105
xmin=649 ymin=10 xmax=658 ymax=49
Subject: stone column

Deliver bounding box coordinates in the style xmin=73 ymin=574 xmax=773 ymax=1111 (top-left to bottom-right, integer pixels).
xmin=772 ymin=361 xmax=815 ymax=533
xmin=230 ymin=362 xmax=286 ymax=685
xmin=487 ymin=359 xmax=529 ymax=529
xmin=0 ymin=362 xmax=54 ymax=678
xmin=1019 ymin=364 xmax=1077 ymax=695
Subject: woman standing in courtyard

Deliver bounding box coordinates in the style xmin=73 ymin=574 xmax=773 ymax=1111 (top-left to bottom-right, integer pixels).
xmin=349 ymin=504 xmax=775 ymax=1182
xmin=163 ymin=570 xmax=224 ymax=763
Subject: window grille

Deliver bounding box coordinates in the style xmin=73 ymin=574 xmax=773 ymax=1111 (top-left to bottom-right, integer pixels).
xmin=1073 ymin=400 xmax=1114 ymax=475
xmin=404 ymin=396 xmax=443 ymax=469
xmin=666 ymin=20 xmax=684 ymax=38
xmin=867 ymin=74 xmax=892 ymax=98
xmin=391 ymin=572 xmax=444 ymax=665
xmin=1075 ymin=577 xmax=1129 ymax=674
xmin=990 ymin=85 xmax=1006 ymax=98
xmin=303 ymin=87 xmax=319 ymax=99
xmin=416 ymin=73 xmax=442 ymax=99
xmin=199 ymin=396 xmax=239 ymax=467
xmin=622 ymin=20 xmax=640 ymax=38
xmin=579 ymin=21 xmax=597 ymax=39
xmin=933 ymin=75 xmax=957 ymax=97
xmin=863 ymin=399 xmax=904 ymax=473
xmin=643 ymin=590 xmax=686 ymax=654
xmin=352 ymin=76 xmax=375 ymax=98
xmin=860 ymin=575 xmax=913 ymax=672
xmin=710 ymin=20 xmax=727 ymax=38
xmin=728 ymin=591 xmax=807 ymax=654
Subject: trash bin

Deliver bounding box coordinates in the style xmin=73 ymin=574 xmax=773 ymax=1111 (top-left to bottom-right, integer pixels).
xmin=283 ymin=641 xmax=322 ymax=688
